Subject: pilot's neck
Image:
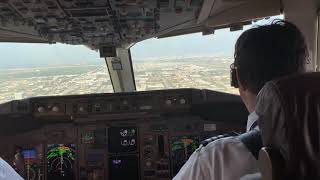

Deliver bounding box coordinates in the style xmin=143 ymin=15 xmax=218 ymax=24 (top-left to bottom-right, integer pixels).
xmin=247 ymin=95 xmax=256 ymax=113
xmin=242 ymin=92 xmax=257 ymax=114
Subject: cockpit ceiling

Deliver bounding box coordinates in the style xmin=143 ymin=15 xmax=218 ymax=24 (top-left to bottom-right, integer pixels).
xmin=0 ymin=0 xmax=280 ymax=49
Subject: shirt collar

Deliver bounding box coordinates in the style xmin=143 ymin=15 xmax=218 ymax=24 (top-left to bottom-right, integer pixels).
xmin=246 ymin=111 xmax=259 ymax=132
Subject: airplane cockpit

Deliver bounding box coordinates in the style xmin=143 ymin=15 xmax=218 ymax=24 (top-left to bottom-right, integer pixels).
xmin=0 ymin=0 xmax=318 ymax=180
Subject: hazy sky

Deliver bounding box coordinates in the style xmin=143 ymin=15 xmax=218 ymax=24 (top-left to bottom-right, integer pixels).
xmin=0 ymin=29 xmax=244 ymax=68
xmin=0 ymin=17 xmax=281 ymax=68
xmin=131 ymin=28 xmax=244 ymax=60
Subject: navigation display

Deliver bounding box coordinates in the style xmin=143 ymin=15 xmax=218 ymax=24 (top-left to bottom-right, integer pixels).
xmin=109 ymin=155 xmax=139 ymax=180
xmin=47 ymin=144 xmax=76 ymax=180
xmin=108 ymin=127 xmax=138 ymax=153
xmin=171 ymin=136 xmax=199 ymax=175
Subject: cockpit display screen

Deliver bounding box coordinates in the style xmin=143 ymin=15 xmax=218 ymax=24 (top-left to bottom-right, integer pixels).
xmin=108 ymin=155 xmax=139 ymax=180
xmin=81 ymin=128 xmax=107 ymax=148
xmin=171 ymin=136 xmax=199 ymax=175
xmin=13 ymin=145 xmax=44 ymax=180
xmin=22 ymin=150 xmax=37 ymax=159
xmin=47 ymin=144 xmax=76 ymax=180
xmin=108 ymin=127 xmax=138 ymax=153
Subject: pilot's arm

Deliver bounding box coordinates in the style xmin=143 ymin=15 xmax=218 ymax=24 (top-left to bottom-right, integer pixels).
xmin=173 ymin=137 xmax=258 ymax=180
xmin=0 ymin=158 xmax=23 ymax=180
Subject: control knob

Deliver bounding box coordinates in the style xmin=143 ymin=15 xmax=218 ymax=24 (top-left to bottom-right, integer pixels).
xmin=37 ymin=106 xmax=45 ymax=113
xmin=180 ymin=98 xmax=186 ymax=105
xmin=52 ymin=106 xmax=59 ymax=112
xmin=165 ymin=99 xmax=172 ymax=105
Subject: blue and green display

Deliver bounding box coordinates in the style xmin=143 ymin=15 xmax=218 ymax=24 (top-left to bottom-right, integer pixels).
xmin=47 ymin=144 xmax=76 ymax=180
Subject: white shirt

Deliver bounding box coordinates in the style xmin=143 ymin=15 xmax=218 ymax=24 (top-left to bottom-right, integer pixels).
xmin=246 ymin=112 xmax=259 ymax=132
xmin=0 ymin=158 xmax=23 ymax=180
xmin=173 ymin=112 xmax=259 ymax=180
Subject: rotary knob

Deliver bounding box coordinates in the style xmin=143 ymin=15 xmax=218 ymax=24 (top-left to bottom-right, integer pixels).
xmin=180 ymin=98 xmax=186 ymax=105
xmin=52 ymin=106 xmax=59 ymax=112
xmin=37 ymin=106 xmax=45 ymax=113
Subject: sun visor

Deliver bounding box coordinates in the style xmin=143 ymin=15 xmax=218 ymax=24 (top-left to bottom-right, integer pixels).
xmin=206 ymin=0 xmax=281 ymax=27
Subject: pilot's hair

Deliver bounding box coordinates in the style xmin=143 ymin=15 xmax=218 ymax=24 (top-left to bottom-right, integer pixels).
xmin=234 ymin=20 xmax=308 ymax=94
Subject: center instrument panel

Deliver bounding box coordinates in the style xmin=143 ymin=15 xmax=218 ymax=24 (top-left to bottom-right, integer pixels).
xmin=0 ymin=88 xmax=248 ymax=180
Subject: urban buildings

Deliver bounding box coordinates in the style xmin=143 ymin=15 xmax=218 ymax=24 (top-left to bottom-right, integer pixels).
xmin=0 ymin=56 xmax=238 ymax=104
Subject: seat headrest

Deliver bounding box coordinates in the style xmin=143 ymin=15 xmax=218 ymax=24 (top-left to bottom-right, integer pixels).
xmin=255 ymin=72 xmax=320 ymax=179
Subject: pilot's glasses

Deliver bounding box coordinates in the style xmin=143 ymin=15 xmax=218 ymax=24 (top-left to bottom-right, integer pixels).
xmin=230 ymin=63 xmax=239 ymax=88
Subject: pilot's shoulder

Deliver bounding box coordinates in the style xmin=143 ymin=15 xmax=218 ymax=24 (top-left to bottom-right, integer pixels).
xmin=200 ymin=133 xmax=237 ymax=147
xmin=0 ymin=158 xmax=24 ymax=180
xmin=196 ymin=133 xmax=244 ymax=153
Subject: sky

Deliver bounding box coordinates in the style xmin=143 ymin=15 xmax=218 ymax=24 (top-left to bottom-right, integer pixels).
xmin=131 ymin=28 xmax=244 ymax=59
xmin=0 ymin=16 xmax=281 ymax=69
xmin=0 ymin=29 xmax=243 ymax=69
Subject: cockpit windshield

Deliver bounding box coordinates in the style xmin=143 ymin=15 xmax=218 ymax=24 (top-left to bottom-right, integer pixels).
xmin=0 ymin=16 xmax=282 ymax=104
xmin=0 ymin=44 xmax=112 ymax=104
xmin=131 ymin=16 xmax=283 ymax=94
xmin=131 ymin=30 xmax=242 ymax=94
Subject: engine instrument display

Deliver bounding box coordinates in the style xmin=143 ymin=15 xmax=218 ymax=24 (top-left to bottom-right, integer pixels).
xmin=47 ymin=144 xmax=76 ymax=180
xmin=82 ymin=132 xmax=94 ymax=144
xmin=108 ymin=127 xmax=138 ymax=153
xmin=171 ymin=136 xmax=199 ymax=175
xmin=81 ymin=128 xmax=107 ymax=148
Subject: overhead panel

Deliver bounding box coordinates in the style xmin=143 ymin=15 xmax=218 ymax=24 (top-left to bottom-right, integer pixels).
xmin=0 ymin=1 xmax=48 ymax=43
xmin=0 ymin=0 xmax=282 ymax=48
xmin=197 ymin=0 xmax=215 ymax=24
xmin=0 ymin=0 xmax=204 ymax=49
xmin=156 ymin=0 xmax=280 ymax=39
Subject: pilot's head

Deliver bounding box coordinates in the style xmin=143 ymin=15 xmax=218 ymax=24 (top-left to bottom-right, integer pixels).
xmin=231 ymin=20 xmax=308 ymax=113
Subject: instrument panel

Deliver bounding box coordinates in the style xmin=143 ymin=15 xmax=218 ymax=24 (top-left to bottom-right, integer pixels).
xmin=0 ymin=88 xmax=248 ymax=180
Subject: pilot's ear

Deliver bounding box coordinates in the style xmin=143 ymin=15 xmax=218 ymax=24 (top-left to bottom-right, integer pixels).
xmin=236 ymin=69 xmax=247 ymax=91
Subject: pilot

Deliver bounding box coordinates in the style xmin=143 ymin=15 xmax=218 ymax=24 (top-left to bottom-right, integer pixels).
xmin=173 ymin=20 xmax=308 ymax=180
xmin=0 ymin=157 xmax=23 ymax=180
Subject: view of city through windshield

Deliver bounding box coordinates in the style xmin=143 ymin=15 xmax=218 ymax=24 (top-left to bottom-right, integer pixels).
xmin=133 ymin=56 xmax=236 ymax=93
xmin=0 ymin=64 xmax=112 ymax=103
xmin=0 ymin=17 xmax=281 ymax=104
xmin=0 ymin=54 xmax=237 ymax=104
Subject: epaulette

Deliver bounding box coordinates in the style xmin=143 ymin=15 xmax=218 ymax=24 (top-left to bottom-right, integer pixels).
xmin=200 ymin=132 xmax=238 ymax=147
xmin=237 ymin=129 xmax=262 ymax=160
